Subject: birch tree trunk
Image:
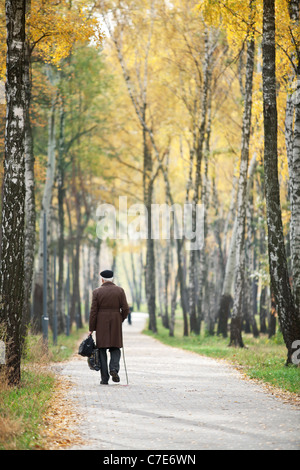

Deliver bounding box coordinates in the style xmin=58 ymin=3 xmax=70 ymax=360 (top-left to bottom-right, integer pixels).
xmin=21 ymin=34 xmax=36 ymax=343
xmin=130 ymin=251 xmax=142 ymax=310
xmin=229 ymin=20 xmax=255 ymax=347
xmin=256 ymin=171 xmax=268 ymax=333
xmin=163 ymin=238 xmax=170 ymax=329
xmin=288 ymin=0 xmax=300 ymax=314
xmin=155 ymin=241 xmax=164 ymax=321
xmin=57 ymin=98 xmax=66 ymax=334
xmin=92 ymin=238 xmax=101 ymax=290
xmin=161 ymin=165 xmax=189 ymax=335
xmin=0 ymin=0 xmax=26 ymax=385
xmin=144 ymin=126 xmax=157 ymax=332
xmin=197 ymin=90 xmax=212 ymax=335
xmin=169 ymin=273 xmax=178 ymax=337
xmin=21 ymin=0 xmax=37 ymax=346
xmin=245 ymin=182 xmax=259 ymax=337
xmin=217 ymin=161 xmax=238 ymax=337
xmin=262 ymin=0 xmax=300 ymax=364
xmin=32 ymin=86 xmax=57 ymax=332
xmin=218 ymin=153 xmax=258 ymax=337
xmin=188 ymin=27 xmax=211 ymax=335
xmin=122 ymin=255 xmax=135 ymax=307
xmin=217 ymin=217 xmax=237 ymax=337
xmin=83 ymin=246 xmax=90 ymax=323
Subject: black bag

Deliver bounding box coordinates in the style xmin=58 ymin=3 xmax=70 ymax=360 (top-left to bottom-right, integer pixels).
xmin=78 ymin=335 xmax=95 ymax=357
xmin=87 ymin=348 xmax=101 ymax=371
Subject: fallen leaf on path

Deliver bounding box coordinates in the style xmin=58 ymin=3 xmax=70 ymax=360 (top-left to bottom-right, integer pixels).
xmin=41 ymin=375 xmax=85 ymax=450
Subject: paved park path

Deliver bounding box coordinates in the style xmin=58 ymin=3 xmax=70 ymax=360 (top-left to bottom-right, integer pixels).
xmin=56 ymin=313 xmax=299 ymax=450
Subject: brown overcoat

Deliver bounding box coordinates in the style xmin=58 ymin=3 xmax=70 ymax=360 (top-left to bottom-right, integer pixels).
xmin=89 ymin=281 xmax=129 ymax=348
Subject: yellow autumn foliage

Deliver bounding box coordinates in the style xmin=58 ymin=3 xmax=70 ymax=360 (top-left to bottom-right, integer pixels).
xmin=0 ymin=0 xmax=103 ymax=79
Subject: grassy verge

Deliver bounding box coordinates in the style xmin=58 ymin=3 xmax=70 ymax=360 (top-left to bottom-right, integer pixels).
xmin=23 ymin=325 xmax=87 ymax=364
xmin=143 ymin=317 xmax=300 ymax=396
xmin=0 ymin=325 xmax=86 ymax=450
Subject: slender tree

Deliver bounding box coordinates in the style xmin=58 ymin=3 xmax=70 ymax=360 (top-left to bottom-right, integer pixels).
xmin=21 ymin=0 xmax=36 ymax=347
xmin=287 ymin=0 xmax=300 ymax=314
xmin=56 ymin=94 xmax=66 ymax=334
xmin=32 ymin=72 xmax=57 ymax=332
xmin=188 ymin=25 xmax=213 ymax=335
xmin=229 ymin=1 xmax=255 ymax=347
xmin=0 ymin=0 xmax=26 ymax=385
xmin=262 ymin=0 xmax=300 ymax=364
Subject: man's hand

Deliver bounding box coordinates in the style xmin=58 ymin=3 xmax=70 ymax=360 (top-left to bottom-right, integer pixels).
xmin=88 ymin=331 xmax=93 ymax=336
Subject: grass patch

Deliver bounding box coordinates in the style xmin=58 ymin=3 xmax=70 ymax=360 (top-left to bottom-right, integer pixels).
xmin=0 ymin=324 xmax=87 ymax=450
xmin=0 ymin=369 xmax=55 ymax=450
xmin=23 ymin=325 xmax=87 ymax=364
xmin=144 ymin=318 xmax=300 ymax=395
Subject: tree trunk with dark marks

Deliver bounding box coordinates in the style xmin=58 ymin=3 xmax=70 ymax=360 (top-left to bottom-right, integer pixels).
xmin=0 ymin=0 xmax=26 ymax=385
xmin=262 ymin=0 xmax=300 ymax=364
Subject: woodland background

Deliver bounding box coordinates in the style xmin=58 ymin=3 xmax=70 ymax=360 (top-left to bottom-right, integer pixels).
xmin=1 ymin=0 xmax=300 ymax=385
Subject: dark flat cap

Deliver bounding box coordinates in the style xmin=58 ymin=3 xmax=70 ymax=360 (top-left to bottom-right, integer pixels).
xmin=100 ymin=269 xmax=114 ymax=278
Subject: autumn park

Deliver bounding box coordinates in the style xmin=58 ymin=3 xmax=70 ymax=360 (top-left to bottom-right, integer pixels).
xmin=0 ymin=0 xmax=299 ymax=452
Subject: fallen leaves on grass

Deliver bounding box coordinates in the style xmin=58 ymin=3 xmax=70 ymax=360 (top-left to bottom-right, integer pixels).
xmin=41 ymin=375 xmax=85 ymax=450
xmin=0 ymin=415 xmax=23 ymax=450
xmin=232 ymin=364 xmax=300 ymax=409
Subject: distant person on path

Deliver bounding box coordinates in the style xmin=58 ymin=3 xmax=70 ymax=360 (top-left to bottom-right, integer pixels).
xmin=127 ymin=306 xmax=133 ymax=325
xmin=89 ymin=270 xmax=129 ymax=385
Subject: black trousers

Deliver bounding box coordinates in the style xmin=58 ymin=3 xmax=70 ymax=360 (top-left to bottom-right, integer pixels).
xmin=99 ymin=347 xmax=121 ymax=383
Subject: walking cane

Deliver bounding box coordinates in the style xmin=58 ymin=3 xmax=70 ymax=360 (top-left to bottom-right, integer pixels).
xmin=122 ymin=346 xmax=129 ymax=385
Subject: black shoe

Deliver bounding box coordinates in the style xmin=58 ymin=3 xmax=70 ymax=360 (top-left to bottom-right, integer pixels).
xmin=100 ymin=380 xmax=108 ymax=385
xmin=110 ymin=369 xmax=120 ymax=383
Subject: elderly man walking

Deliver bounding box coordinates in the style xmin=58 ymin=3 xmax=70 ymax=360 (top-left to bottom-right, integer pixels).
xmin=89 ymin=270 xmax=129 ymax=385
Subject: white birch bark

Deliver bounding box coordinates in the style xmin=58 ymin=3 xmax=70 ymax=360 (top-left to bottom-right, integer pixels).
xmin=38 ymin=94 xmax=56 ymax=274
xmin=0 ymin=0 xmax=26 ymax=384
xmin=262 ymin=0 xmax=300 ymax=364
xmin=22 ymin=7 xmax=36 ymax=342
xmin=188 ymin=26 xmax=213 ymax=334
xmin=291 ymin=78 xmax=300 ymax=313
xmin=32 ymin=81 xmax=57 ymax=330
xmin=56 ymin=98 xmax=66 ymax=334
xmin=287 ymin=0 xmax=300 ymax=315
xmin=217 ymin=153 xmax=257 ymax=336
xmin=229 ymin=22 xmax=255 ymax=346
